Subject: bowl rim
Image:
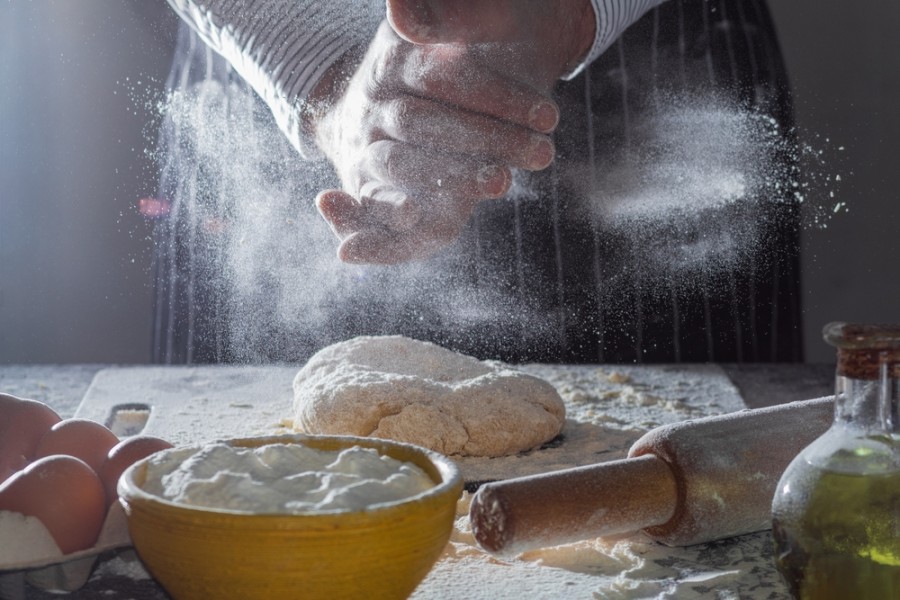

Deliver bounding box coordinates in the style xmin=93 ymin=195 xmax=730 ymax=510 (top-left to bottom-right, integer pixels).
xmin=117 ymin=433 xmax=463 ymax=518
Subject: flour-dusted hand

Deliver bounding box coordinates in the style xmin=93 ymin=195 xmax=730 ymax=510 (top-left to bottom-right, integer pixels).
xmin=310 ymin=21 xmax=560 ymax=264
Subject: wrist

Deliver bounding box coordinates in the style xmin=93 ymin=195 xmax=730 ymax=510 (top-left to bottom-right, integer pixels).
xmin=302 ymin=49 xmax=359 ymax=144
xmin=562 ymin=0 xmax=599 ymax=77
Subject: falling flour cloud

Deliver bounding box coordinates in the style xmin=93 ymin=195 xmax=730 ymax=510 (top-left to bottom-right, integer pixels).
xmin=562 ymin=91 xmax=847 ymax=283
xmin=591 ymin=100 xmax=773 ymax=220
xmin=146 ymin=75 xmax=847 ymax=361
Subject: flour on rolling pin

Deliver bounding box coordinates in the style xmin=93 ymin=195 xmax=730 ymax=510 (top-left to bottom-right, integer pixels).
xmin=468 ymin=397 xmax=834 ymax=559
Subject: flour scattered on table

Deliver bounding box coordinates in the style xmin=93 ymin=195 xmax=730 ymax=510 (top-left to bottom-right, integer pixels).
xmin=524 ymin=363 xmax=745 ymax=429
xmin=413 ymin=488 xmax=785 ymax=599
xmin=452 ymin=363 xmax=744 ymax=482
xmin=410 ymin=364 xmax=774 ymax=599
xmin=69 ymin=360 xmax=763 ymax=598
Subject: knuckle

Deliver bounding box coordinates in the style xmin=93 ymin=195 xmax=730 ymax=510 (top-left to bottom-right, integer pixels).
xmin=400 ymin=48 xmax=458 ymax=97
xmin=399 ymin=49 xmax=427 ymax=88
xmin=386 ymin=97 xmax=416 ymax=135
xmin=384 ymin=146 xmax=402 ymax=183
xmin=368 ymin=139 xmax=401 ymax=182
xmin=368 ymin=54 xmax=391 ymax=90
xmin=368 ymin=44 xmax=404 ymax=91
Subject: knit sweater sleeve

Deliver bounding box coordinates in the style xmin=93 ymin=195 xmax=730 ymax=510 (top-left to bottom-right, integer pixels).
xmin=166 ymin=0 xmax=383 ymax=159
xmin=167 ymin=0 xmax=669 ymax=155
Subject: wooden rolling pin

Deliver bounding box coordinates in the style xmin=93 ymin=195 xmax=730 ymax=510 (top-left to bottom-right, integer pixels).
xmin=470 ymin=396 xmax=834 ymax=555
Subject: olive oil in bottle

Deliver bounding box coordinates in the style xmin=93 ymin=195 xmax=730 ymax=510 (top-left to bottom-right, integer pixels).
xmin=772 ymin=323 xmax=900 ymax=600
xmin=773 ymin=452 xmax=900 ymax=598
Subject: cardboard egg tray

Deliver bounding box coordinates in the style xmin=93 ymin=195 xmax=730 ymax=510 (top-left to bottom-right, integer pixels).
xmin=0 ymin=366 xmax=296 ymax=598
xmin=0 ymin=502 xmax=130 ymax=599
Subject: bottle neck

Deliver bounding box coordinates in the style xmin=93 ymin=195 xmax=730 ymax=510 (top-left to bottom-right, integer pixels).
xmin=834 ymin=349 xmax=900 ymax=434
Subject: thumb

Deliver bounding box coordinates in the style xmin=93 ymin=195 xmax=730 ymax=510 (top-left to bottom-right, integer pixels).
xmin=386 ymin=0 xmax=522 ymax=45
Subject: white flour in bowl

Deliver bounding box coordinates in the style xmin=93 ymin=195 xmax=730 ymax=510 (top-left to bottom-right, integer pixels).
xmin=141 ymin=442 xmax=434 ymax=513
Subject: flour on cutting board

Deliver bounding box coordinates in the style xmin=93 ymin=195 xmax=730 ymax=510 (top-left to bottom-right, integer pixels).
xmin=524 ymin=363 xmax=744 ymax=428
xmin=416 ymin=503 xmax=784 ymax=599
xmin=74 ymin=366 xmax=299 ymax=446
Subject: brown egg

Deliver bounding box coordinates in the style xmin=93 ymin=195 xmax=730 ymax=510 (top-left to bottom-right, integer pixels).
xmin=0 ymin=455 xmax=106 ymax=554
xmin=34 ymin=419 xmax=120 ymax=473
xmin=99 ymin=436 xmax=173 ymax=505
xmin=0 ymin=394 xmax=62 ymax=483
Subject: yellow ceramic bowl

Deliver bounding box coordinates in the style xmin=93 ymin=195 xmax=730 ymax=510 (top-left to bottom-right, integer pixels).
xmin=118 ymin=434 xmax=463 ymax=600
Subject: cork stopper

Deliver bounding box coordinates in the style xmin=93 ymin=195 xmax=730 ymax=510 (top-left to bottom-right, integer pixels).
xmin=824 ymin=322 xmax=900 ymax=379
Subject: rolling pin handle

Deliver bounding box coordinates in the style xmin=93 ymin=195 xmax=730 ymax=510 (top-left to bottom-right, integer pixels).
xmin=470 ymin=454 xmax=678 ymax=556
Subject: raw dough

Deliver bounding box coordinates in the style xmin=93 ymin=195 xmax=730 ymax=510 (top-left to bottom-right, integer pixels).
xmin=292 ymin=336 xmax=566 ymax=457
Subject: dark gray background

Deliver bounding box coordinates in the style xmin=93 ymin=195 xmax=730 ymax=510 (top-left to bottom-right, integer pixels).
xmin=1 ymin=1 xmax=897 ymax=364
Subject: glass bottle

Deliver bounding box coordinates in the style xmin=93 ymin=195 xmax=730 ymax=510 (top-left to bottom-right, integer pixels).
xmin=771 ymin=322 xmax=900 ymax=599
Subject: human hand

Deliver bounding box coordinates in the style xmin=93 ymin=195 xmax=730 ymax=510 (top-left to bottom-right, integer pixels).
xmin=310 ymin=21 xmax=560 ymax=264
xmin=385 ymin=0 xmax=597 ymax=90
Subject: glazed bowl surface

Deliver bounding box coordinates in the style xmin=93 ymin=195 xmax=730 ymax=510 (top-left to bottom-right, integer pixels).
xmin=118 ymin=433 xmax=463 ymax=600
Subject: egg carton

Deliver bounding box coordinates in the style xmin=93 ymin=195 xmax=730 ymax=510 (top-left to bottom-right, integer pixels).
xmin=0 ymin=502 xmax=130 ymax=599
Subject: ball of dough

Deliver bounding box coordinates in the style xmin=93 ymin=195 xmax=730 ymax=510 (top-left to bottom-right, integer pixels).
xmin=292 ymin=336 xmax=566 ymax=457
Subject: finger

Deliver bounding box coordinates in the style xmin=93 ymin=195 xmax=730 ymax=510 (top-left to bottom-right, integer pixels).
xmin=338 ymin=229 xmax=432 ymax=264
xmin=356 ymin=181 xmax=425 ymax=232
xmin=352 ymin=180 xmax=479 ymax=245
xmin=316 ymin=186 xmax=425 ymax=262
xmin=361 ymin=139 xmax=512 ymax=198
xmin=321 ymin=172 xmax=484 ymax=265
xmin=338 ymin=186 xmax=480 ymax=264
xmin=386 ymin=0 xmax=525 ymax=45
xmin=318 ymin=184 xmax=423 ymax=237
xmin=315 ymin=190 xmax=367 ymax=239
xmin=338 ymin=211 xmax=470 ymax=265
xmin=396 ymin=46 xmax=559 ymax=133
xmin=376 ymin=99 xmax=554 ymax=171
